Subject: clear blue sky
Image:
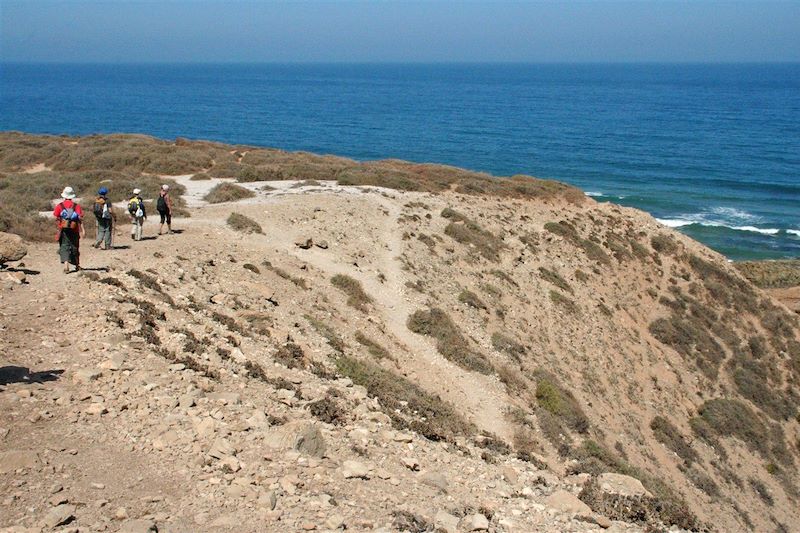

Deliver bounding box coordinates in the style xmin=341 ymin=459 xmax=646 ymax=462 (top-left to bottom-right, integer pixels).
xmin=2 ymin=1 xmax=799 ymax=63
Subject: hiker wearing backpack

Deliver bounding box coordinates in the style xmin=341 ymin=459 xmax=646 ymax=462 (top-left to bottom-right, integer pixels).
xmin=92 ymin=187 xmax=117 ymax=250
xmin=53 ymin=186 xmax=86 ymax=273
xmin=157 ymin=184 xmax=173 ymax=235
xmin=128 ymin=188 xmax=147 ymax=241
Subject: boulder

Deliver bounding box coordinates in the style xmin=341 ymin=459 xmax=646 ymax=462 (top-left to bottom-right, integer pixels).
xmin=0 ymin=232 xmax=27 ymax=264
xmin=294 ymin=237 xmax=313 ymax=249
xmin=459 ymin=514 xmax=489 ymax=531
xmin=340 ymin=460 xmax=370 ymax=479
xmin=41 ymin=504 xmax=76 ymax=528
xmin=263 ymin=421 xmax=326 ymax=458
xmin=434 ymin=511 xmax=459 ymax=533
xmin=597 ymin=473 xmax=652 ymax=498
xmin=544 ymin=489 xmax=592 ymax=515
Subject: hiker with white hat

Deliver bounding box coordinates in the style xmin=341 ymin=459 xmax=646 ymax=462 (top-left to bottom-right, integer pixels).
xmin=127 ymin=188 xmax=147 ymax=241
xmin=157 ymin=184 xmax=174 ymax=235
xmin=53 ymin=186 xmax=86 ymax=273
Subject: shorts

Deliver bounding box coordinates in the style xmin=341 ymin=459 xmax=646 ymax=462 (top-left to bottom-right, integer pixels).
xmin=158 ymin=210 xmax=171 ymax=225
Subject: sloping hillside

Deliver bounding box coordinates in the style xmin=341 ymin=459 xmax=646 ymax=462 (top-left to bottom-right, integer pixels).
xmin=1 ymin=133 xmax=798 ymax=532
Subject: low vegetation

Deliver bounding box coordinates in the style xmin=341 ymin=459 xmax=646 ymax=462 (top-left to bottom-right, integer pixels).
xmin=549 ymin=290 xmax=579 ymax=314
xmin=458 ymin=289 xmax=486 ymax=310
xmin=354 ymin=332 xmax=392 ymax=360
xmin=335 ymin=354 xmax=474 ymax=441
xmin=203 ymin=182 xmax=255 ymax=203
xmin=330 ymin=274 xmax=372 ymax=311
xmin=650 ymin=416 xmax=698 ymax=465
xmin=544 ymin=220 xmax=611 ymax=265
xmin=735 ymin=259 xmax=800 ymax=289
xmin=534 ymin=370 xmax=590 ymax=435
xmin=226 ymin=212 xmax=263 ymax=234
xmin=407 ymin=308 xmax=493 ymax=374
xmin=538 ymin=266 xmax=573 ymax=293
xmin=491 ymin=332 xmax=526 ymax=362
xmin=441 ymin=208 xmax=505 ymax=262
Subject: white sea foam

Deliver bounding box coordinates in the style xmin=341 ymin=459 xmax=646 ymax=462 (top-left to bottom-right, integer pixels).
xmin=584 ymin=191 xmax=603 ymax=197
xmin=788 ymin=230 xmax=800 ymax=237
xmin=656 ymin=218 xmax=781 ymax=236
xmin=731 ymin=226 xmax=780 ymax=235
xmin=656 ymin=218 xmax=694 ymax=228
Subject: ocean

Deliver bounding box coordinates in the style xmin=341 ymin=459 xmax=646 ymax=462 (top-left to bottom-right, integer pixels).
xmin=1 ymin=63 xmax=798 ymax=260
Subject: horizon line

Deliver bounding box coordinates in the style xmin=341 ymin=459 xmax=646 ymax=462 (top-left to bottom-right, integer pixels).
xmin=3 ymin=60 xmax=800 ymax=66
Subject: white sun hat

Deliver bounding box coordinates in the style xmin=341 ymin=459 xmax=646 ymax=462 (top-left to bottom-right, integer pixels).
xmin=161 ymin=184 xmax=170 ymax=191
xmin=60 ymin=186 xmax=76 ymax=199
xmin=132 ymin=188 xmax=141 ymax=195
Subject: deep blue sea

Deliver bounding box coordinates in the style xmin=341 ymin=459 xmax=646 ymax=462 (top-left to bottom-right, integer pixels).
xmin=1 ymin=63 xmax=799 ymax=260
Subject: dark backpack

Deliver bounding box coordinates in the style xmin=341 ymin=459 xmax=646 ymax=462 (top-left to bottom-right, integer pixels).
xmin=157 ymin=195 xmax=167 ymax=212
xmin=93 ymin=197 xmax=106 ymax=219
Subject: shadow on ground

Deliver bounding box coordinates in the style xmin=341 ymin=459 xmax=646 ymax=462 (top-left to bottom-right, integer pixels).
xmin=0 ymin=366 xmax=64 ymax=386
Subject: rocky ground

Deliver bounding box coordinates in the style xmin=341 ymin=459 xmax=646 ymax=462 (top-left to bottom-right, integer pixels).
xmin=2 ymin=173 xmax=798 ymax=533
xmin=0 ymin=180 xmax=657 ymax=533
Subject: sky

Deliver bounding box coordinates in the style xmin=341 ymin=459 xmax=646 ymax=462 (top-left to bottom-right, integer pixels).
xmin=1 ymin=1 xmax=799 ymax=63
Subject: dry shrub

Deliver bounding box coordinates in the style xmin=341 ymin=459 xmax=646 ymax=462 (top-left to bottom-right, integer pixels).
xmin=407 ymin=308 xmax=493 ymax=374
xmin=544 ymin=220 xmax=611 ymax=265
xmin=354 ymin=332 xmax=392 ymax=360
xmin=305 ymin=315 xmax=345 ymax=353
xmin=538 ymin=267 xmax=573 ymax=293
xmin=578 ymin=478 xmax=699 ymax=531
xmin=263 ymin=260 xmax=307 ymax=289
xmin=651 ymin=234 xmax=679 ymax=255
xmin=273 ymin=342 xmax=307 ymax=369
xmin=227 ymin=212 xmax=263 ymax=234
xmin=534 ymin=370 xmax=589 ymax=434
xmin=649 ymin=315 xmax=724 ymax=379
xmin=650 ymin=416 xmax=699 ymax=465
xmin=331 ymin=274 xmax=372 ymax=311
xmin=308 ymin=395 xmax=347 ymax=426
xmin=735 ymin=260 xmax=800 ymax=289
xmin=549 ymin=290 xmax=579 ymax=314
xmin=443 ymin=216 xmax=505 ymax=263
xmin=458 ymin=289 xmax=486 ymax=310
xmin=204 ymin=182 xmax=255 ymax=203
xmin=698 ymin=399 xmax=768 ymax=456
xmin=749 ymin=478 xmax=774 ymax=506
xmin=335 ymin=355 xmax=474 ymax=441
xmin=491 ymin=332 xmax=526 ymax=362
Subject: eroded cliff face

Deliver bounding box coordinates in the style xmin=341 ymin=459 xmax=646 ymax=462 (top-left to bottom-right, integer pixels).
xmin=1 ymin=133 xmax=798 ymax=532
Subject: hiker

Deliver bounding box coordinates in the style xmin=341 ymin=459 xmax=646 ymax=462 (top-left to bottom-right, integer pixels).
xmin=128 ymin=188 xmax=147 ymax=241
xmin=157 ymin=184 xmax=173 ymax=235
xmin=92 ymin=186 xmax=116 ymax=250
xmin=53 ymin=186 xmax=86 ymax=273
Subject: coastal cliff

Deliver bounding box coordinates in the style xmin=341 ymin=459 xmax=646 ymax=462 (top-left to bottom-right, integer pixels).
xmin=1 ymin=133 xmax=798 ymax=532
